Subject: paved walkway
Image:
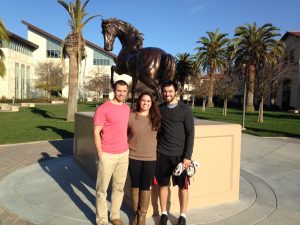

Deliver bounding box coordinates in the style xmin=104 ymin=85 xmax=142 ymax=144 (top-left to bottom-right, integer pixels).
xmin=0 ymin=139 xmax=73 ymax=225
xmin=0 ymin=135 xmax=299 ymax=225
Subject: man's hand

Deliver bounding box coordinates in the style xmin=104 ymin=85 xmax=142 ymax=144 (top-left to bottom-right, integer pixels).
xmin=94 ymin=125 xmax=104 ymax=160
xmin=97 ymin=150 xmax=103 ymax=160
xmin=182 ymin=158 xmax=191 ymax=169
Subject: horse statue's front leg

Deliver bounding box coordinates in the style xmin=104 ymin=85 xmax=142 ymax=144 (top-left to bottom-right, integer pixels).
xmin=156 ymin=86 xmax=163 ymax=103
xmin=131 ymin=77 xmax=138 ymax=108
xmin=110 ymin=65 xmax=115 ymax=89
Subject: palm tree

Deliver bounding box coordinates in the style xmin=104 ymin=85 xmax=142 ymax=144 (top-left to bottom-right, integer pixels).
xmin=0 ymin=20 xmax=9 ymax=77
xmin=195 ymin=29 xmax=229 ymax=107
xmin=175 ymin=53 xmax=195 ymax=100
xmin=58 ymin=0 xmax=99 ymax=121
xmin=233 ymin=23 xmax=281 ymax=112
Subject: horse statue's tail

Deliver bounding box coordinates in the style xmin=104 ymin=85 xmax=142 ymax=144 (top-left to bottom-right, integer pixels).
xmin=158 ymin=53 xmax=176 ymax=83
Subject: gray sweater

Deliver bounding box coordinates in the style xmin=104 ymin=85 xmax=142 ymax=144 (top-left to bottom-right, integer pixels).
xmin=157 ymin=101 xmax=195 ymax=159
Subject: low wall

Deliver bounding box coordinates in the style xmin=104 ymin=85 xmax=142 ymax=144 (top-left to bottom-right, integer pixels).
xmin=51 ymin=100 xmax=64 ymax=104
xmin=74 ymin=112 xmax=241 ymax=216
xmin=0 ymin=105 xmax=19 ymax=111
xmin=20 ymin=103 xmax=35 ymax=107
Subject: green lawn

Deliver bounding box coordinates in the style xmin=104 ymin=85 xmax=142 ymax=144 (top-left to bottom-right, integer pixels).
xmin=192 ymin=106 xmax=300 ymax=137
xmin=0 ymin=103 xmax=299 ymax=145
xmin=0 ymin=103 xmax=97 ymax=145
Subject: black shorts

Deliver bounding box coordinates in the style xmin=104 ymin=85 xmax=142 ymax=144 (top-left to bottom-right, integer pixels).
xmin=155 ymin=152 xmax=189 ymax=189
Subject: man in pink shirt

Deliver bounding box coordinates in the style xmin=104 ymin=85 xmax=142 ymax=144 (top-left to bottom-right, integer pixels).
xmin=94 ymin=80 xmax=130 ymax=225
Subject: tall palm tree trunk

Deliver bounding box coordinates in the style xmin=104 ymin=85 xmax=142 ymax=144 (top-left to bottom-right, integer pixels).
xmin=67 ymin=54 xmax=78 ymax=121
xmin=207 ymin=73 xmax=214 ymax=107
xmin=246 ymin=64 xmax=255 ymax=112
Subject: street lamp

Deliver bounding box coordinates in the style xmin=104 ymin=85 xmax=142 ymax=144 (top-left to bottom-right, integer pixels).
xmin=242 ymin=64 xmax=247 ymax=130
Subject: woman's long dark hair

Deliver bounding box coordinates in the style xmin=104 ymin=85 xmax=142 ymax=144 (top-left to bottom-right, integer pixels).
xmin=136 ymin=91 xmax=161 ymax=131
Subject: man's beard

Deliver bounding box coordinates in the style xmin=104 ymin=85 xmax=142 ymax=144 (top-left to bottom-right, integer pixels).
xmin=165 ymin=95 xmax=176 ymax=103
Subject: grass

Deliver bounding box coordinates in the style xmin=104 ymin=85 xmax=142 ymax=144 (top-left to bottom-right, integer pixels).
xmin=192 ymin=106 xmax=300 ymax=137
xmin=0 ymin=102 xmax=97 ymax=145
xmin=0 ymin=103 xmax=299 ymax=145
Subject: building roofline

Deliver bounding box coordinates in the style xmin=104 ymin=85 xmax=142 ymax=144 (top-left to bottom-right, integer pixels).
xmin=281 ymin=31 xmax=300 ymax=41
xmin=21 ymin=20 xmax=64 ymax=44
xmin=21 ymin=20 xmax=117 ymax=58
xmin=7 ymin=31 xmax=39 ymax=49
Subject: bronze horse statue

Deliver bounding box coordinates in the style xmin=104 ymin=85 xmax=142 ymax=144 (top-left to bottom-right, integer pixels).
xmin=101 ymin=18 xmax=176 ymax=104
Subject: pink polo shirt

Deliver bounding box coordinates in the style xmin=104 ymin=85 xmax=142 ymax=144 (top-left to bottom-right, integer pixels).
xmin=94 ymin=101 xmax=130 ymax=154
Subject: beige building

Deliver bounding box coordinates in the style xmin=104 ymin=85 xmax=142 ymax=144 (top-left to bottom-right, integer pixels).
xmin=0 ymin=20 xmax=131 ymax=100
xmin=0 ymin=31 xmax=38 ymax=99
xmin=273 ymin=31 xmax=300 ymax=110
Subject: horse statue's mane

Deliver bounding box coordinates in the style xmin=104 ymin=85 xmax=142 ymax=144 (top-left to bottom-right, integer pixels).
xmin=104 ymin=18 xmax=144 ymax=50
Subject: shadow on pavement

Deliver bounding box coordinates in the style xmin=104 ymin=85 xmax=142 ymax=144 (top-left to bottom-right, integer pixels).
xmin=38 ymin=152 xmax=96 ymax=224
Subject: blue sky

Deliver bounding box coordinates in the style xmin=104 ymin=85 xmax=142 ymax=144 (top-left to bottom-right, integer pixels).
xmin=1 ymin=0 xmax=300 ymax=56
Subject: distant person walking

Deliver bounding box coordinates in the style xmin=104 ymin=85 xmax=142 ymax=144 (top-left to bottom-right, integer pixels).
xmin=93 ymin=80 xmax=130 ymax=225
xmin=156 ymin=80 xmax=195 ymax=225
xmin=128 ymin=91 xmax=161 ymax=225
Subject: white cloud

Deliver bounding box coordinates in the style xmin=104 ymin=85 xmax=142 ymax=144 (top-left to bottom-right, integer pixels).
xmin=185 ymin=0 xmax=208 ymax=14
xmin=189 ymin=5 xmax=204 ymax=14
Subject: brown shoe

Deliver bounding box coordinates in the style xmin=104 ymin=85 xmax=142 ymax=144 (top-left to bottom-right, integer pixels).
xmin=111 ymin=218 xmax=124 ymax=225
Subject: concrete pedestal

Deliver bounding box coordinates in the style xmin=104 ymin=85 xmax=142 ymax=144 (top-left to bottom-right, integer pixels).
xmin=74 ymin=112 xmax=241 ymax=216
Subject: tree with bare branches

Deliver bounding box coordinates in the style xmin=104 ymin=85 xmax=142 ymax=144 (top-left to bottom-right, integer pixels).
xmin=189 ymin=75 xmax=208 ymax=111
xmin=255 ymin=60 xmax=294 ymax=122
xmin=35 ymin=62 xmax=64 ymax=98
xmin=84 ymin=75 xmax=111 ymax=101
xmin=214 ymin=72 xmax=237 ymax=116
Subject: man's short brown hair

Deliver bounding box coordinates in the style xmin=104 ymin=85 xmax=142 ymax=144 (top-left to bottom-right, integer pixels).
xmin=113 ymin=80 xmax=128 ymax=90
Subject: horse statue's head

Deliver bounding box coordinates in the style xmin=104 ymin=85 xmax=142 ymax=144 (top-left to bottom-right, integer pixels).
xmin=102 ymin=18 xmax=144 ymax=52
xmin=101 ymin=18 xmax=119 ymax=51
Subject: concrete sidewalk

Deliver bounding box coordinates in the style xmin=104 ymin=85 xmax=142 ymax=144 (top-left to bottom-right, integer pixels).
xmin=0 ymin=134 xmax=299 ymax=225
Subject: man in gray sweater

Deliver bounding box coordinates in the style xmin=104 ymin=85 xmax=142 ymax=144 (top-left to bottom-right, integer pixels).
xmin=155 ymin=80 xmax=195 ymax=225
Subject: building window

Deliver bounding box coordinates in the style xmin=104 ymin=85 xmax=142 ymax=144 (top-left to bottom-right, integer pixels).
xmin=26 ymin=66 xmax=30 ymax=97
xmin=46 ymin=39 xmax=61 ymax=58
xmin=15 ymin=63 xmax=20 ymax=98
xmin=21 ymin=65 xmax=25 ymax=99
xmin=93 ymin=50 xmax=112 ymax=65
xmin=93 ymin=58 xmax=111 ymax=65
xmin=289 ymin=49 xmax=294 ymax=63
xmin=7 ymin=40 xmax=33 ymax=56
xmin=283 ymin=53 xmax=288 ymax=64
xmin=282 ymin=79 xmax=291 ymax=110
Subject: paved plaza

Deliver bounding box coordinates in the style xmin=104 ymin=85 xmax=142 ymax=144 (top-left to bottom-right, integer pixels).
xmin=0 ymin=134 xmax=299 ymax=225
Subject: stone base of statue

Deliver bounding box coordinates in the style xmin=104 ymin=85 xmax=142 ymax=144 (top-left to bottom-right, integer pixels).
xmin=74 ymin=112 xmax=241 ymax=217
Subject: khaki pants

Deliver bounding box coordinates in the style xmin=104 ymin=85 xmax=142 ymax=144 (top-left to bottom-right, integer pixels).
xmin=96 ymin=151 xmax=129 ymax=224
